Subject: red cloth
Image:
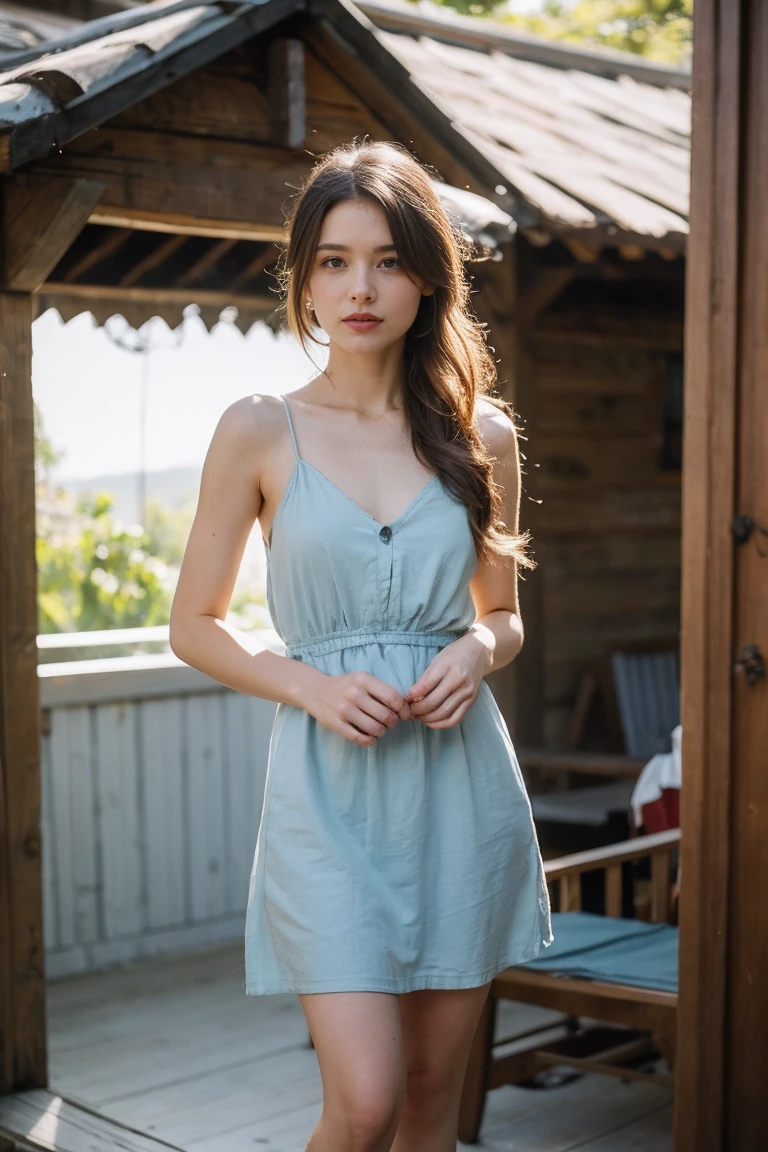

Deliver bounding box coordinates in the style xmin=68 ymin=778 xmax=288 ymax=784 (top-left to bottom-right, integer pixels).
xmin=641 ymin=788 xmax=680 ymax=834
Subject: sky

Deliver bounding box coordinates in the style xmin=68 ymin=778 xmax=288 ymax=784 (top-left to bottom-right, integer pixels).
xmin=32 ymin=308 xmax=328 ymax=482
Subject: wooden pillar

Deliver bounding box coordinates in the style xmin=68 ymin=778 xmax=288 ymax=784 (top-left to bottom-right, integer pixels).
xmin=0 ymin=174 xmax=100 ymax=1094
xmin=677 ymin=2 xmax=768 ymax=1148
xmin=0 ymin=291 xmax=46 ymax=1093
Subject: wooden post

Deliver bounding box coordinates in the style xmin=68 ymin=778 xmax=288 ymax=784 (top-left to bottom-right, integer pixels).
xmin=268 ymin=38 xmax=306 ymax=150
xmin=0 ymin=173 xmax=98 ymax=1094
xmin=677 ymin=2 xmax=768 ymax=1148
xmin=0 ymin=291 xmax=46 ymax=1093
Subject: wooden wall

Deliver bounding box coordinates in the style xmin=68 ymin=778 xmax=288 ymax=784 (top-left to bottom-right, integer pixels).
xmin=479 ymin=243 xmax=685 ymax=751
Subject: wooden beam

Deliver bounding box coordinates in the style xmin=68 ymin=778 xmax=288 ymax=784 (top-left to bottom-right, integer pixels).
xmin=119 ymin=234 xmax=188 ymax=288
xmin=1 ymin=175 xmax=104 ymax=292
xmin=0 ymin=292 xmax=46 ymax=1094
xmin=269 ymin=38 xmax=307 ymax=150
xmin=226 ymin=247 xmax=278 ymax=293
xmin=89 ymin=207 xmax=286 ymax=243
xmin=33 ymin=132 xmax=308 ymax=242
xmin=565 ymin=238 xmax=600 ymax=263
xmin=176 ymin=238 xmax=237 ymax=288
xmin=42 ymin=281 xmax=275 ymax=313
xmin=618 ymin=244 xmax=647 ymax=261
xmin=62 ymin=226 xmax=132 ymax=284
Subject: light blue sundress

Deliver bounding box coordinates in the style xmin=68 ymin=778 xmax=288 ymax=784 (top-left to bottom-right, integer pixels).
xmin=244 ymin=395 xmax=552 ymax=995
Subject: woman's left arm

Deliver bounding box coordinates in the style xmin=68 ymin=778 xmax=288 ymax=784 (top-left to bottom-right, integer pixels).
xmin=406 ymin=404 xmax=525 ymax=729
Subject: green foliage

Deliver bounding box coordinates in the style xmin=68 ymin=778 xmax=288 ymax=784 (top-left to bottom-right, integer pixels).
xmin=143 ymin=494 xmax=196 ymax=566
xmin=34 ymin=402 xmax=62 ymax=486
xmin=37 ymin=492 xmax=172 ymax=634
xmin=425 ymin=0 xmax=694 ymax=65
xmin=427 ymin=0 xmax=506 ymax=14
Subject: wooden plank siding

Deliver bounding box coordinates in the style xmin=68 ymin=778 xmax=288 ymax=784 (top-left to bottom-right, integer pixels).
xmin=498 ymin=247 xmax=683 ymax=751
xmin=40 ymin=673 xmax=276 ymax=980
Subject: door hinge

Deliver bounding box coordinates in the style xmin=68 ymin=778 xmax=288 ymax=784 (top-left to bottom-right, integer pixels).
xmin=734 ymin=643 xmax=766 ymax=687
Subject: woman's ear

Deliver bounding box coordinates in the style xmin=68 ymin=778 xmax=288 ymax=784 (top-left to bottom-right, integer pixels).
xmin=421 ymin=285 xmax=436 ymax=297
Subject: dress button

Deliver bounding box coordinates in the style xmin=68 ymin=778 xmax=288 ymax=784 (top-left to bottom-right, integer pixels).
xmin=379 ymin=525 xmax=392 ymax=544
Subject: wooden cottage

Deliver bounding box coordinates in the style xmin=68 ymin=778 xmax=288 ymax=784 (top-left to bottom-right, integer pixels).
xmin=2 ymin=0 xmax=691 ymax=758
xmin=0 ymin=1 xmax=766 ymax=1148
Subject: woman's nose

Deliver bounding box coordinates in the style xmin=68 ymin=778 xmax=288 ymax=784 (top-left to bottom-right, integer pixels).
xmin=349 ymin=266 xmax=375 ymax=301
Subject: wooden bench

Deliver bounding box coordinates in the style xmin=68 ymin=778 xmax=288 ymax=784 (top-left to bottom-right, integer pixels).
xmin=458 ymin=829 xmax=680 ymax=1144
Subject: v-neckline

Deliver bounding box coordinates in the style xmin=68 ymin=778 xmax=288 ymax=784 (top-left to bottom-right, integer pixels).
xmin=300 ymin=459 xmax=440 ymax=530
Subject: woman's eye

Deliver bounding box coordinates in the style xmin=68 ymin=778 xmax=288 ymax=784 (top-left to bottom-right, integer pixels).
xmin=380 ymin=257 xmax=400 ymax=269
xmin=321 ymin=256 xmax=345 ymax=268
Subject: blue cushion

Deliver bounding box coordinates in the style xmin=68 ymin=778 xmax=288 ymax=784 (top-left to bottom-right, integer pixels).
xmin=519 ymin=912 xmax=678 ymax=993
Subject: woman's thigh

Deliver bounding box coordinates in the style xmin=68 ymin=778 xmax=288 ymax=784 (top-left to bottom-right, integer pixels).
xmin=299 ymin=991 xmax=406 ymax=1122
xmin=398 ymin=983 xmax=492 ymax=1103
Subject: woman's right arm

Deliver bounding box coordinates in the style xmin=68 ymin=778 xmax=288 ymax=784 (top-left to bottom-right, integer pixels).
xmin=169 ymin=397 xmax=409 ymax=743
xmin=168 ymin=397 xmax=319 ymax=708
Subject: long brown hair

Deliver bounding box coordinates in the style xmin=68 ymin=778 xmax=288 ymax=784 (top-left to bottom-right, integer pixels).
xmin=277 ymin=140 xmax=532 ymax=569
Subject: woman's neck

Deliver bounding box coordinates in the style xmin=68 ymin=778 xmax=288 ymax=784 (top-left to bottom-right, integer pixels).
xmin=317 ymin=342 xmax=406 ymax=415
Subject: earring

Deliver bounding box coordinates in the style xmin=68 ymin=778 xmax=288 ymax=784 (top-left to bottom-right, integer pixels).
xmin=305 ymin=300 xmax=313 ymax=311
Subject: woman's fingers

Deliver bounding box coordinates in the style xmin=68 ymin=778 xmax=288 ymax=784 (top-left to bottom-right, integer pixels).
xmin=420 ymin=692 xmax=473 ymax=728
xmin=408 ymin=674 xmax=456 ymax=718
xmin=345 ymin=704 xmax=390 ymax=739
xmin=407 ymin=663 xmax=444 ymax=704
xmin=339 ymin=721 xmax=377 ymax=747
xmin=359 ymin=674 xmax=411 ymax=721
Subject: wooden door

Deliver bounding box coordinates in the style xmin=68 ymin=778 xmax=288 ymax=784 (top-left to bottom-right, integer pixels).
xmin=677 ymin=2 xmax=768 ymax=1148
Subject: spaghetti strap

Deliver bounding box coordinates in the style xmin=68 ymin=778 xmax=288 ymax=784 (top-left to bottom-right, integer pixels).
xmin=280 ymin=395 xmax=301 ymax=462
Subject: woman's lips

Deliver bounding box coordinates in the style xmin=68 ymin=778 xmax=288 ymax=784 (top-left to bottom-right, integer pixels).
xmin=343 ymin=318 xmax=383 ymax=331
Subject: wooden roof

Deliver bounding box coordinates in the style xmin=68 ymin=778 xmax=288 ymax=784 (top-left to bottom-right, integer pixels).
xmin=0 ymin=2 xmax=80 ymax=61
xmin=1 ymin=0 xmax=690 ymax=333
xmin=2 ymin=0 xmax=692 ymax=253
xmin=360 ymin=0 xmax=691 ymax=251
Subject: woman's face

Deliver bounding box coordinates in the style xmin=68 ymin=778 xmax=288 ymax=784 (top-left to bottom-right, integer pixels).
xmin=306 ymin=198 xmax=434 ymax=353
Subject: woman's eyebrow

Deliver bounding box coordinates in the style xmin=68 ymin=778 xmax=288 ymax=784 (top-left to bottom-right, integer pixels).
xmin=316 ymin=243 xmax=397 ymax=253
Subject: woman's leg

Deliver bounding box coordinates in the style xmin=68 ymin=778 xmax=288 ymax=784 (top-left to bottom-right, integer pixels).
xmin=391 ymin=982 xmax=492 ymax=1152
xmin=299 ymin=991 xmax=406 ymax=1152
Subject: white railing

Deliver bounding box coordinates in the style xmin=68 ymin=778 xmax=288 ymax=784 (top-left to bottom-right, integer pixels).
xmin=37 ymin=624 xmax=173 ymax=649
xmin=39 ymin=628 xmax=283 ymax=979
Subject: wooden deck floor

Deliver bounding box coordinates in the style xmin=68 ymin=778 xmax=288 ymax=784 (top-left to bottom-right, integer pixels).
xmin=46 ymin=942 xmax=673 ymax=1151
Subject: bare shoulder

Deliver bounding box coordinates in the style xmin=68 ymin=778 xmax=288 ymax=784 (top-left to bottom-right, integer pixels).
xmin=212 ymin=392 xmax=286 ymax=454
xmin=208 ymin=389 xmax=290 ymax=465
xmin=474 ymin=395 xmax=519 ymax=462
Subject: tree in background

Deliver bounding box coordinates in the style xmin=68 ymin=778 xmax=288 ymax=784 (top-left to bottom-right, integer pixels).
xmin=34 ymin=401 xmax=62 ymax=487
xmin=426 ymin=1 xmax=693 ymax=65
xmin=34 ymin=406 xmax=174 ymax=634
xmin=37 ymin=492 xmax=173 ymax=634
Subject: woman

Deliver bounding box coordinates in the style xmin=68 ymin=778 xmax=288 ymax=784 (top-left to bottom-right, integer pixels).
xmin=170 ymin=140 xmax=551 ymax=1152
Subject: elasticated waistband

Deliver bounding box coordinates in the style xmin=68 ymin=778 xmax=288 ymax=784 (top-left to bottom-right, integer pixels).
xmin=285 ymin=628 xmax=466 ymax=660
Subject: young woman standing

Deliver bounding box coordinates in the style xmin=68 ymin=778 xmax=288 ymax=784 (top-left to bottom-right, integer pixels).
xmin=170 ymin=140 xmax=551 ymax=1152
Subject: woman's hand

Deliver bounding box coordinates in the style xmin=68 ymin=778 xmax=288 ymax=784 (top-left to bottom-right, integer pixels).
xmin=302 ymin=670 xmax=412 ymax=747
xmin=406 ymin=629 xmax=494 ymax=729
